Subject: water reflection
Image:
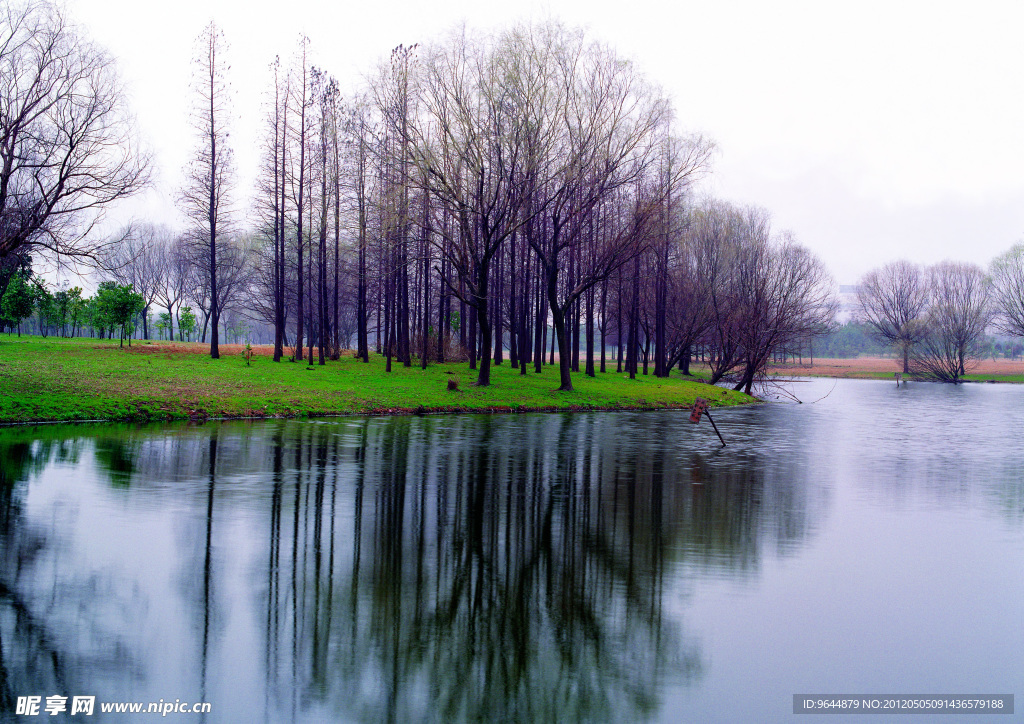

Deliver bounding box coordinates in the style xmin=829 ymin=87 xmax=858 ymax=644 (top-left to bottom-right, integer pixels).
xmin=262 ymin=415 xmax=723 ymax=722
xmin=0 ymin=429 xmax=145 ymax=718
xmin=0 ymin=412 xmax=828 ymax=722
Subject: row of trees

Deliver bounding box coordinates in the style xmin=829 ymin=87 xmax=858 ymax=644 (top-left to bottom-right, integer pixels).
xmin=100 ymin=224 xmax=244 ymax=344
xmin=0 ymin=267 xmax=157 ymax=347
xmin=1 ymin=3 xmax=838 ymax=393
xmin=176 ymin=21 xmax=835 ymax=393
xmin=856 ymin=246 xmax=1024 ymax=381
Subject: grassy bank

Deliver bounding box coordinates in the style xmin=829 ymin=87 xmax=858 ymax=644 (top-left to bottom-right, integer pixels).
xmin=765 ymin=357 xmax=1024 ymax=383
xmin=0 ymin=336 xmax=753 ymax=424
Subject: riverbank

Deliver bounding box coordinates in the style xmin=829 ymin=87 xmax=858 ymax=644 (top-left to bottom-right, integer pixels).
xmin=765 ymin=356 xmax=1024 ymax=383
xmin=0 ymin=336 xmax=753 ymax=424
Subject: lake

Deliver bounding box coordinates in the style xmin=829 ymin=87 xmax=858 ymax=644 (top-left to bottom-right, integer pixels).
xmin=1 ymin=378 xmax=1021 ymax=722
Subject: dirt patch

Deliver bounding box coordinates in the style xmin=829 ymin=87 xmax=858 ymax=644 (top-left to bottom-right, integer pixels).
xmin=120 ymin=342 xmax=353 ymax=359
xmin=120 ymin=342 xmax=268 ymax=356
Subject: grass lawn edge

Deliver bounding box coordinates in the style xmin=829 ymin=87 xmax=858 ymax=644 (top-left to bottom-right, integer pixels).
xmin=0 ymin=336 xmax=757 ymax=425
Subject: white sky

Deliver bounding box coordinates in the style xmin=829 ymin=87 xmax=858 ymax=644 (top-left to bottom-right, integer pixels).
xmin=68 ymin=0 xmax=1024 ymax=284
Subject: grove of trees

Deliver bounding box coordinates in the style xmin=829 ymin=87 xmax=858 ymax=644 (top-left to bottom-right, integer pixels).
xmin=857 ymin=259 xmax=1002 ymax=382
xmin=210 ymin=22 xmax=835 ymax=392
xmin=8 ymin=2 xmax=1024 ymax=390
xmin=0 ymin=4 xmax=852 ymax=394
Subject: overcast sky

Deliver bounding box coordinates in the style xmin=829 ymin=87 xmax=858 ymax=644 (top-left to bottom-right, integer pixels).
xmin=68 ymin=0 xmax=1024 ymax=284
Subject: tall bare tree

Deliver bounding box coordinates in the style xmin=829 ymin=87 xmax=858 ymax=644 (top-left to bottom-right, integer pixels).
xmin=180 ymin=22 xmax=235 ymax=359
xmin=253 ymin=56 xmax=288 ymax=360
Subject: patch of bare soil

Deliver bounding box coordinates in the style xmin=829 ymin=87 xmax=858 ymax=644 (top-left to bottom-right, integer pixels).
xmin=122 ymin=342 xmax=284 ymax=357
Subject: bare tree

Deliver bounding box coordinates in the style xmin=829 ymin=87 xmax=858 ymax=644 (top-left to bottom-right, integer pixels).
xmin=730 ymin=226 xmax=836 ymax=394
xmin=910 ymin=261 xmax=992 ymax=383
xmin=990 ymin=243 xmax=1024 ymax=339
xmin=0 ymin=1 xmax=149 ymax=266
xmin=411 ymin=31 xmax=526 ymax=386
xmin=345 ymin=96 xmax=374 ymax=363
xmin=153 ymin=233 xmax=190 ymax=341
xmin=253 ymin=56 xmax=288 ymax=360
xmin=663 ymin=202 xmax=715 ymax=376
xmin=857 ymin=260 xmax=929 ymax=373
xmin=101 ymin=223 xmax=168 ymax=339
xmin=179 ymin=22 xmax=235 ymax=359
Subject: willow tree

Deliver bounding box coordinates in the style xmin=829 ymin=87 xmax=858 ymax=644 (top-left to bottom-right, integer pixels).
xmin=990 ymin=243 xmax=1024 ymax=340
xmin=857 ymin=260 xmax=929 ymax=374
xmin=910 ymin=261 xmax=992 ymax=383
xmin=516 ymin=24 xmax=710 ymax=392
xmin=729 ymin=225 xmax=836 ymax=395
xmin=410 ymin=31 xmax=531 ymax=386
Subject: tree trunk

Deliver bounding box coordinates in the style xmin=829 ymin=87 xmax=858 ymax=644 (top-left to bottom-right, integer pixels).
xmin=599 ymin=278 xmax=607 ymax=374
xmin=544 ymin=262 xmax=573 ymax=392
xmin=468 ymin=289 xmax=477 ymax=371
xmin=627 ymin=257 xmax=639 ymax=379
xmin=585 ymin=286 xmax=595 ymax=377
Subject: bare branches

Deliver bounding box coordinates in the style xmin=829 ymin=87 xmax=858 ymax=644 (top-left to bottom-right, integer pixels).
xmin=990 ymin=243 xmax=1024 ymax=338
xmin=0 ymin=0 xmax=150 ymax=265
xmin=179 ymin=21 xmax=234 ymax=358
xmin=857 ymin=260 xmax=929 ymax=374
xmin=910 ymin=261 xmax=992 ymax=383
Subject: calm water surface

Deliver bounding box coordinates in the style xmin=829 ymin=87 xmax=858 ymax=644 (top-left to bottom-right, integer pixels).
xmin=1 ymin=378 xmax=1022 ymax=722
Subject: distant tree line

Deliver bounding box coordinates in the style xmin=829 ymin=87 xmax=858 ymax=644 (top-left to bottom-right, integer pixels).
xmin=0 ymin=258 xmax=184 ymax=347
xmin=813 ymin=322 xmax=890 ymax=358
xmin=807 ymin=320 xmax=1022 ymax=362
xmin=856 ymin=246 xmax=1024 ymax=382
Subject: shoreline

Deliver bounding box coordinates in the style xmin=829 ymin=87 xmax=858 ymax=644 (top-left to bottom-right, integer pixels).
xmin=0 ymin=400 xmax=757 ymax=429
xmin=0 ymin=336 xmax=755 ymax=425
xmin=766 ymin=356 xmax=1024 ymax=384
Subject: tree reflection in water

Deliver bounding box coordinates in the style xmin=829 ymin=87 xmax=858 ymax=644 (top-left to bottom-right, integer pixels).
xmin=0 ymin=413 xmax=819 ymax=723
xmin=0 ymin=430 xmax=143 ymax=714
xmin=4 ymin=382 xmax=1023 ymax=722
xmin=260 ymin=413 xmax=793 ymax=723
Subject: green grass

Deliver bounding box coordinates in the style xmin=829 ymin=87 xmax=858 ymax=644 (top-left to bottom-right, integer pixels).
xmin=0 ymin=336 xmax=753 ymax=423
xmin=961 ymin=372 xmax=1024 ymax=384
